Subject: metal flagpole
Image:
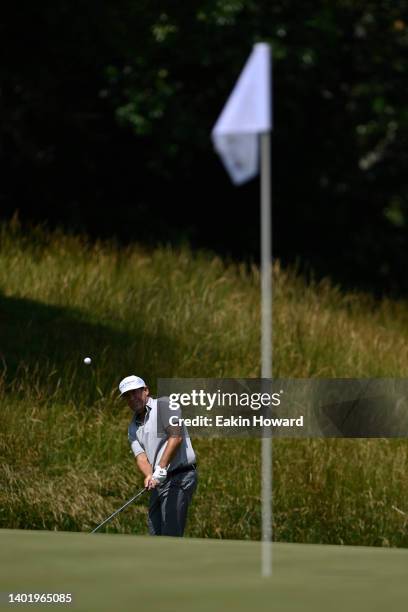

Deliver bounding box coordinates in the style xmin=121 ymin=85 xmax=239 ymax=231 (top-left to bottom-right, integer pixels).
xmin=210 ymin=40 xmax=273 ymax=576
xmin=260 ymin=130 xmax=272 ymax=577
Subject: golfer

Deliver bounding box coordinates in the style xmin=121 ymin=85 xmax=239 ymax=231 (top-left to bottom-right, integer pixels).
xmin=119 ymin=375 xmax=197 ymax=537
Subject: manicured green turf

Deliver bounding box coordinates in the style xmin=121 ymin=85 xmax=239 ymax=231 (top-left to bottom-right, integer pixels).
xmin=1 ymin=529 xmax=407 ymax=611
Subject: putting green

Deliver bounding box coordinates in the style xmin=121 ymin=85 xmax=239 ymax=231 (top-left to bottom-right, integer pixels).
xmin=1 ymin=529 xmax=407 ymax=611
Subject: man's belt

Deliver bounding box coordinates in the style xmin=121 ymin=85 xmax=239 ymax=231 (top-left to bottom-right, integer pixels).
xmin=167 ymin=463 xmax=197 ymax=477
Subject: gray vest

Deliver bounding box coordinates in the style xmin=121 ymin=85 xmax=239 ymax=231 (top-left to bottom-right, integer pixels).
xmin=128 ymin=396 xmax=196 ymax=470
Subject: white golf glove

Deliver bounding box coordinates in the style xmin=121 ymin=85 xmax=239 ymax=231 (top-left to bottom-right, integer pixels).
xmin=152 ymin=466 xmax=168 ymax=485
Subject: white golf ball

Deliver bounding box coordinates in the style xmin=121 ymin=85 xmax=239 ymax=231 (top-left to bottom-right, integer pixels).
xmin=84 ymin=357 xmax=92 ymax=365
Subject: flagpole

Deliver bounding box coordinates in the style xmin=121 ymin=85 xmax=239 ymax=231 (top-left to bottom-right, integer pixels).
xmin=210 ymin=41 xmax=273 ymax=577
xmin=261 ymin=130 xmax=272 ymax=577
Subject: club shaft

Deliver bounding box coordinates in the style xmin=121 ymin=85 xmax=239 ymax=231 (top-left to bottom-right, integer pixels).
xmin=90 ymin=487 xmax=146 ymax=534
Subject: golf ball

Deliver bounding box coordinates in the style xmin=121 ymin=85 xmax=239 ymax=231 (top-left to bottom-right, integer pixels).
xmin=84 ymin=357 xmax=92 ymax=365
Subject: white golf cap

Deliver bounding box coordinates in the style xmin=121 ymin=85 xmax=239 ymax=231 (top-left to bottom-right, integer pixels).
xmin=119 ymin=375 xmax=146 ymax=396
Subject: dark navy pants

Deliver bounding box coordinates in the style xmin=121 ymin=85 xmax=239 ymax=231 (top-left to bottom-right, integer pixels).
xmin=148 ymin=469 xmax=198 ymax=537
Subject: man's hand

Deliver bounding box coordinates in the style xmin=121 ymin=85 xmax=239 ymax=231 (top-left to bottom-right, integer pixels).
xmin=144 ymin=474 xmax=155 ymax=490
xmin=136 ymin=453 xmax=155 ymax=488
xmin=151 ymin=466 xmax=168 ymax=487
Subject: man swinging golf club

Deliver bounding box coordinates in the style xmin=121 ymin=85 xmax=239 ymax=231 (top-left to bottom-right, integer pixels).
xmin=119 ymin=375 xmax=198 ymax=537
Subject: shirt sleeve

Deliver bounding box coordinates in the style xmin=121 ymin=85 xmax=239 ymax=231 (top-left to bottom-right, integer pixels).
xmin=131 ymin=439 xmax=145 ymax=457
xmin=158 ymin=396 xmax=184 ymax=435
xmin=128 ymin=419 xmax=145 ymax=457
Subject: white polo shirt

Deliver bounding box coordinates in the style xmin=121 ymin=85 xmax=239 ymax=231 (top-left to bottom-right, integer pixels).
xmin=128 ymin=396 xmax=196 ymax=470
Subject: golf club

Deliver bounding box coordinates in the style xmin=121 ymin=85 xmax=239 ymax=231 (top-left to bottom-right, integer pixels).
xmin=90 ymin=487 xmax=147 ymax=534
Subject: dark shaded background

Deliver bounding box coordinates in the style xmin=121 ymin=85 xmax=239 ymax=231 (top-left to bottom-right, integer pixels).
xmin=1 ymin=1 xmax=408 ymax=294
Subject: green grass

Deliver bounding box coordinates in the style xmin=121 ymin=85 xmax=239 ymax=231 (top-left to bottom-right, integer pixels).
xmin=2 ymin=219 xmax=408 ymax=544
xmin=2 ymin=529 xmax=408 ymax=612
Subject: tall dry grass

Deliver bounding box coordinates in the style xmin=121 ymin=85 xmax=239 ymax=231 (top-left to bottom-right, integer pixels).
xmin=1 ymin=220 xmax=408 ymax=544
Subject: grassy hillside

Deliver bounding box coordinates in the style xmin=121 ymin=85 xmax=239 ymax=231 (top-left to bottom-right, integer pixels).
xmin=1 ymin=220 xmax=408 ymax=544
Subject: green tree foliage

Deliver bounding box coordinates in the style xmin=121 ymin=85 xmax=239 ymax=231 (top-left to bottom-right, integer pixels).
xmin=1 ymin=1 xmax=408 ymax=292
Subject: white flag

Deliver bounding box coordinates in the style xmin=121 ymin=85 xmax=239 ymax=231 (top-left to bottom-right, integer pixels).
xmin=212 ymin=43 xmax=272 ymax=185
